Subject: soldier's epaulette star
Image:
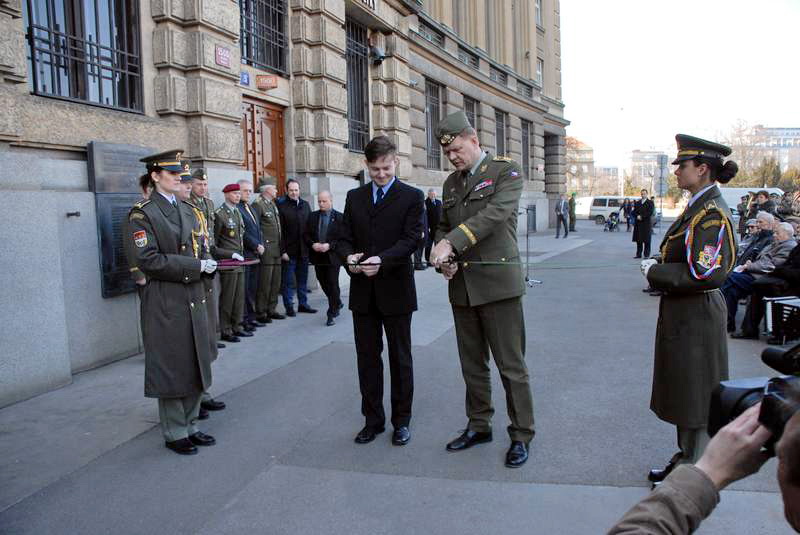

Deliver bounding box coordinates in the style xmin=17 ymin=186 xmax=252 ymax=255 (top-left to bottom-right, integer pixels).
xmin=133 ymin=199 xmax=151 ymax=209
xmin=493 ymin=156 xmax=513 ymax=162
xmin=704 ymin=200 xmax=719 ymax=211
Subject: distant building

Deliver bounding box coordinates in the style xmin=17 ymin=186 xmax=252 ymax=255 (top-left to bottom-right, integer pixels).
xmin=630 ymin=150 xmax=667 ymax=192
xmin=566 ymin=137 xmax=595 ymax=195
xmin=594 ymin=166 xmax=621 ymax=195
xmin=753 ymin=126 xmax=800 ymax=170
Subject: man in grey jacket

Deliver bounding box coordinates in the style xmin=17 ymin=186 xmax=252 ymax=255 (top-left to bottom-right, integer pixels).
xmin=722 ymin=221 xmax=797 ymax=332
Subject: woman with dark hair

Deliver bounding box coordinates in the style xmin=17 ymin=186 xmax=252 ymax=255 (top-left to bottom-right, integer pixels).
xmin=126 ymin=149 xmax=218 ymax=455
xmin=747 ymin=189 xmax=777 ymax=220
xmin=639 ymin=135 xmax=737 ymax=485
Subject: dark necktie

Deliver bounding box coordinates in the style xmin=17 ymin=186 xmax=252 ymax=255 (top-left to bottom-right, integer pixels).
xmin=319 ymin=213 xmax=329 ymax=242
xmin=376 ymin=187 xmax=384 ymax=204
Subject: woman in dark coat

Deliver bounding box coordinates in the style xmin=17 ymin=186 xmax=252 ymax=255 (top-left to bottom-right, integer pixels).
xmin=126 ymin=150 xmax=218 ymax=455
xmin=640 ymin=135 xmax=738 ymax=484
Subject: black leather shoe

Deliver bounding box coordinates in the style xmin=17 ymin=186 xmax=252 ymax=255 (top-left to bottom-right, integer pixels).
xmin=298 ymin=305 xmax=318 ymax=313
xmin=221 ymin=333 xmax=240 ymax=343
xmin=201 ymin=399 xmax=226 ymax=411
xmin=446 ymin=429 xmax=493 ymax=451
xmin=242 ymin=324 xmax=256 ymax=332
xmin=217 ymin=342 xmax=226 ymax=349
xmin=188 ymin=432 xmax=216 ymax=447
xmin=285 ymin=308 xmax=296 ymax=317
xmin=648 ymin=452 xmax=682 ymax=482
xmin=634 ymin=255 xmax=642 ymax=259
xmin=251 ymin=320 xmax=268 ymax=327
xmin=270 ymin=312 xmax=286 ymax=320
xmin=767 ymin=335 xmax=787 ymax=345
xmin=233 ymin=330 xmax=253 ymax=338
xmin=326 ymin=317 xmax=335 ymax=326
xmin=731 ymin=331 xmax=758 ymax=340
xmin=165 ymin=438 xmax=198 ymax=455
xmin=392 ymin=426 xmax=411 ymax=446
xmin=642 ymin=287 xmax=653 ymax=293
xmin=505 ymin=441 xmax=529 ymax=468
xmin=354 ymin=426 xmax=385 ymax=444
xmin=257 ymin=315 xmax=273 ymax=324
xmin=198 ymin=407 xmax=209 ymax=420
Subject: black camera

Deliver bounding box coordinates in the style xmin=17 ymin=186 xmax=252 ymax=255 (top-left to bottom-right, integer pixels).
xmin=708 ymin=342 xmax=800 ymax=453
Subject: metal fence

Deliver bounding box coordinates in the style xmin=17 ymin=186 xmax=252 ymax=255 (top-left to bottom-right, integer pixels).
xmin=240 ymin=0 xmax=288 ymax=75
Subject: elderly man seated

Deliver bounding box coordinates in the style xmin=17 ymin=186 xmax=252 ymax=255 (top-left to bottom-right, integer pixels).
xmin=722 ymin=221 xmax=797 ymax=333
xmin=737 ymin=211 xmax=775 ymax=266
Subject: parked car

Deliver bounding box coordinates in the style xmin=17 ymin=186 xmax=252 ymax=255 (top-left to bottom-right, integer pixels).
xmin=588 ymin=196 xmax=636 ymax=224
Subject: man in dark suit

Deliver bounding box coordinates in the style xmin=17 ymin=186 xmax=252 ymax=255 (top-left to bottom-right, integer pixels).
xmin=424 ymin=189 xmax=442 ymax=265
xmin=555 ymin=193 xmax=569 ymax=238
xmin=633 ymin=188 xmax=655 ymax=258
xmin=413 ymin=207 xmax=428 ymax=270
xmin=305 ymin=191 xmax=343 ymax=326
xmin=237 ymin=180 xmax=266 ymax=331
xmin=336 ymin=135 xmax=424 ymax=447
xmin=277 ymin=179 xmax=316 ymax=316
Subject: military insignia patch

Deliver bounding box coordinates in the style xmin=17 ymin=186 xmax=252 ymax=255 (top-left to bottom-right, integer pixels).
xmin=697 ymin=245 xmax=721 ymax=269
xmin=510 ymin=171 xmax=519 ymax=177
xmin=438 ymin=133 xmax=455 ymax=146
xmin=474 ymin=179 xmax=493 ymax=191
xmin=133 ymin=230 xmax=147 ymax=248
xmin=229 ymin=230 xmax=235 ymax=237
xmin=480 ymin=164 xmax=488 ymax=173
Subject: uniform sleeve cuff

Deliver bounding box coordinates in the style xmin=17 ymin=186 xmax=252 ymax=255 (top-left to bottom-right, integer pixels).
xmin=446 ymin=224 xmax=477 ymax=253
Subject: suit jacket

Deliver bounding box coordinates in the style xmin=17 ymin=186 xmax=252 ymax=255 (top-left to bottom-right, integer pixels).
xmin=745 ymin=238 xmax=797 ymax=277
xmin=737 ymin=230 xmax=773 ymax=266
xmin=304 ymin=209 xmax=343 ymax=266
xmin=425 ymin=198 xmax=442 ymax=234
xmin=632 ymin=198 xmax=654 ymax=242
xmin=770 ymin=243 xmax=800 ymax=292
xmin=555 ymin=199 xmax=568 ymax=216
xmin=277 ymin=196 xmax=311 ymax=258
xmin=336 ymin=179 xmax=424 ymax=315
xmin=237 ymin=201 xmax=263 ymax=259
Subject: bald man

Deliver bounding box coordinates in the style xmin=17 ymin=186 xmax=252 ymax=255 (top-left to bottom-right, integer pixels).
xmin=304 ymin=191 xmax=344 ymax=326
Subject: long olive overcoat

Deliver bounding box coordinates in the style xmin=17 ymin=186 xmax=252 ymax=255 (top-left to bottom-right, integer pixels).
xmin=646 ymin=186 xmax=736 ymax=428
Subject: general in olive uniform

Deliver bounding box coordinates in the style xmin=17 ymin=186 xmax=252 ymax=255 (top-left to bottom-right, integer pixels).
xmin=214 ymin=183 xmax=249 ymax=342
xmin=251 ymin=180 xmax=285 ymax=322
xmin=126 ymin=150 xmax=218 ymax=455
xmin=641 ymin=135 xmax=738 ymax=483
xmin=429 ymin=111 xmax=534 ymax=468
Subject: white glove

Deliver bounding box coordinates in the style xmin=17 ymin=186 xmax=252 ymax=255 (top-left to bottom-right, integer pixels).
xmin=200 ymin=259 xmax=217 ymax=274
xmin=232 ymin=253 xmax=244 ymax=261
xmin=641 ymin=259 xmax=657 ymax=278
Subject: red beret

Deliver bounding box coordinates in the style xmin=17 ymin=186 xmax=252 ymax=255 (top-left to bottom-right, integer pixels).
xmin=222 ymin=183 xmax=240 ymax=193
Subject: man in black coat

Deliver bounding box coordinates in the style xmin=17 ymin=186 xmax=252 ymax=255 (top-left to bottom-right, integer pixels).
xmin=633 ymin=188 xmax=655 ymax=258
xmin=424 ymin=189 xmax=442 ymax=265
xmin=277 ymin=179 xmax=316 ymax=316
xmin=304 ymin=190 xmax=343 ymax=326
xmin=336 ymin=135 xmax=424 ymax=447
xmin=237 ymin=180 xmax=266 ymax=331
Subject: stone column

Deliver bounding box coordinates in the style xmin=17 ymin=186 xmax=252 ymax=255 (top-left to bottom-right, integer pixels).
xmin=0 ymin=0 xmax=25 ymax=143
xmin=544 ymin=133 xmax=566 ymax=227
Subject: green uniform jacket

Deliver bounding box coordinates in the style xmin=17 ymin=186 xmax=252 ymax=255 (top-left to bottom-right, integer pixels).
xmin=435 ymin=153 xmax=526 ymax=307
xmin=213 ymin=203 xmax=245 ymax=270
xmin=127 ymin=195 xmax=213 ymax=398
xmin=186 ymin=199 xmax=218 ymax=362
xmin=646 ymin=186 xmax=736 ymax=427
xmin=251 ymin=196 xmax=282 ymax=258
xmin=190 ymin=194 xmax=217 ymax=253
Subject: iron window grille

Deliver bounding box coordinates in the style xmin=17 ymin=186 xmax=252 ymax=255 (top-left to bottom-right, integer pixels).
xmin=517 ymin=81 xmax=533 ymax=99
xmin=240 ymin=0 xmax=288 ymax=75
xmin=24 ymin=0 xmax=142 ymax=112
xmin=425 ymin=79 xmax=443 ymax=169
xmin=494 ymin=109 xmax=507 ymax=156
xmin=418 ymin=20 xmax=444 ymax=48
xmin=345 ymin=19 xmax=370 ymax=153
xmin=457 ymin=47 xmax=479 ymax=70
xmin=463 ymin=95 xmax=477 ymax=128
xmin=489 ymin=65 xmax=508 ymax=86
xmin=521 ymin=119 xmax=531 ymax=179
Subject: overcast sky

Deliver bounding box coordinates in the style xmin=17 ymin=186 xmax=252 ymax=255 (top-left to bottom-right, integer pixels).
xmin=560 ymin=0 xmax=800 ymax=168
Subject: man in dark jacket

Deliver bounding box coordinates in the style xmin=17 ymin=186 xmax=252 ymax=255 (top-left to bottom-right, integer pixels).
xmin=736 ymin=211 xmax=775 ymax=266
xmin=424 ymin=189 xmax=442 ymax=263
xmin=336 ymin=135 xmax=424 ymax=447
xmin=237 ymin=180 xmax=266 ymax=331
xmin=633 ymin=188 xmax=655 ymax=258
xmin=304 ymin=191 xmax=343 ymax=326
xmin=277 ymin=179 xmax=316 ymax=316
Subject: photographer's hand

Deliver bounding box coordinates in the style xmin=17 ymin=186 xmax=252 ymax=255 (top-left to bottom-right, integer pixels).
xmin=695 ymin=404 xmax=772 ymax=491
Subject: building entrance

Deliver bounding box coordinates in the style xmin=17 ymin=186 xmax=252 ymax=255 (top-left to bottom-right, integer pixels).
xmin=241 ymin=99 xmax=286 ymax=193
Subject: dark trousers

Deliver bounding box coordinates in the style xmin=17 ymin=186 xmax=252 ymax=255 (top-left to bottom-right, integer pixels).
xmin=353 ymin=302 xmax=413 ymax=429
xmin=424 ymin=232 xmax=435 ymax=263
xmin=413 ymin=237 xmax=426 ymax=266
xmin=721 ymin=271 xmax=755 ymax=331
xmin=281 ymin=256 xmax=309 ymax=309
xmin=556 ymin=214 xmax=568 ymax=237
xmin=636 ymin=236 xmax=651 ymax=258
xmin=568 ymin=214 xmax=576 ymax=232
xmin=740 ymin=276 xmax=792 ymax=335
xmin=243 ymin=262 xmax=259 ymax=324
xmin=314 ymin=263 xmax=342 ymax=317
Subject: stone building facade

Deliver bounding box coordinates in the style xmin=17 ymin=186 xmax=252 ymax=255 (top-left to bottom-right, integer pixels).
xmin=0 ymin=0 xmax=566 ymax=407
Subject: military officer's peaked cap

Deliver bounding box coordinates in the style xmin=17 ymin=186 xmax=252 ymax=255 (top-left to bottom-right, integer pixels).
xmin=222 ymin=183 xmax=240 ymax=193
xmin=672 ymin=134 xmax=732 ymax=165
xmin=192 ymin=168 xmax=208 ymax=181
xmin=179 ymin=160 xmax=193 ymax=182
xmin=139 ymin=149 xmax=185 ymax=172
xmin=435 ymin=111 xmax=472 ymax=146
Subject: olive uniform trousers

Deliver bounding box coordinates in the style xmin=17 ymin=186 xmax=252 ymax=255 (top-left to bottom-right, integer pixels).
xmin=158 ymin=394 xmax=202 ymax=442
xmin=219 ymin=269 xmax=245 ymax=335
xmin=452 ymin=296 xmax=535 ymax=443
xmin=256 ymin=255 xmax=282 ymax=317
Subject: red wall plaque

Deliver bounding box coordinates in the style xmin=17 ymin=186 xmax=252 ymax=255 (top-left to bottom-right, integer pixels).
xmin=215 ymin=46 xmax=231 ymax=68
xmin=256 ymin=75 xmax=278 ymax=90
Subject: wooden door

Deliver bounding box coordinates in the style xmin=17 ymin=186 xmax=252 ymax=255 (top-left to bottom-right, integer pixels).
xmin=241 ymin=99 xmax=286 ymax=194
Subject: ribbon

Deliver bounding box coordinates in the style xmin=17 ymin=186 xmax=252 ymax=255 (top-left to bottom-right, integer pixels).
xmin=685 ymin=220 xmax=726 ymax=280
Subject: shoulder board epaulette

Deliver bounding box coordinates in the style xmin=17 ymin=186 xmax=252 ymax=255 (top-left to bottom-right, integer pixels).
xmin=493 ymin=156 xmax=513 ymax=162
xmin=215 ymin=205 xmax=227 ymax=213
xmin=704 ymin=200 xmax=719 ymax=211
xmin=182 ymin=199 xmax=199 ymax=209
xmin=132 ymin=199 xmax=151 ymax=209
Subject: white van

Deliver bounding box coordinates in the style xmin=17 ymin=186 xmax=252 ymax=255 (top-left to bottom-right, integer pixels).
xmin=588 ymin=196 xmax=633 ymax=224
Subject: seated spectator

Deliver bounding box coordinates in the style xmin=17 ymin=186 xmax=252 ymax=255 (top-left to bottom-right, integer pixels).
xmin=737 ymin=218 xmax=759 ymax=254
xmin=722 ymin=222 xmax=796 ymax=332
xmin=777 ymin=189 xmax=800 ymax=220
xmin=736 ymin=211 xmax=775 ymax=266
xmin=608 ymin=403 xmax=800 ymax=534
xmin=747 ymin=190 xmax=777 ymax=219
xmin=734 ymin=234 xmax=800 ymax=340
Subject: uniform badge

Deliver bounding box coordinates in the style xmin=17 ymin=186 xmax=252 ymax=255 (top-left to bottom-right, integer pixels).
xmin=510 ymin=171 xmax=520 ymax=178
xmin=229 ymin=230 xmax=235 ymax=237
xmin=474 ymin=179 xmax=493 ymax=192
xmin=438 ymin=133 xmax=455 ymax=145
xmin=133 ymin=230 xmax=147 ymax=248
xmin=480 ymin=164 xmax=488 ymax=173
xmin=697 ymin=245 xmax=720 ymax=269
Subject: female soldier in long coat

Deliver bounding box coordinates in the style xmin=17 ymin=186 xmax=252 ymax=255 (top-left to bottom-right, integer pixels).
xmin=126 ymin=150 xmax=218 ymax=455
xmin=641 ymin=135 xmax=738 ymax=483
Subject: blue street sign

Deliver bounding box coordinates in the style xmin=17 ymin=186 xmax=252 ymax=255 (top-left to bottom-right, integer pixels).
xmin=240 ymin=72 xmax=250 ymax=86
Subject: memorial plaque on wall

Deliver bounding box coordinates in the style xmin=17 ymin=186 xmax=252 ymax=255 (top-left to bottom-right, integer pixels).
xmin=88 ymin=142 xmax=155 ymax=298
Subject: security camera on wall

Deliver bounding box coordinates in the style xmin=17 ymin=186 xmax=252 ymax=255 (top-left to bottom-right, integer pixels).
xmin=370 ymin=46 xmax=386 ymax=65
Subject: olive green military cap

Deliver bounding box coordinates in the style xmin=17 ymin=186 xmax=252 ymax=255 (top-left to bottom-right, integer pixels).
xmin=192 ymin=168 xmax=208 ymax=181
xmin=435 ymin=111 xmax=472 ymax=146
xmin=139 ymin=149 xmax=185 ymax=172
xmin=672 ymin=134 xmax=731 ymax=165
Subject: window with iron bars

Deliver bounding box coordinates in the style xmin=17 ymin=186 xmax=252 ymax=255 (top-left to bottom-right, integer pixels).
xmin=494 ymin=109 xmax=508 ymax=156
xmin=345 ymin=19 xmax=369 ymax=153
xmin=425 ymin=79 xmax=444 ymax=169
xmin=517 ymin=81 xmax=533 ymax=99
xmin=489 ymin=65 xmax=508 ymax=86
xmin=463 ymin=95 xmax=478 ymax=129
xmin=24 ymin=0 xmax=142 ymax=112
xmin=521 ymin=119 xmax=531 ymax=179
xmin=240 ymin=0 xmax=288 ymax=75
xmin=457 ymin=47 xmax=479 ymax=70
xmin=418 ymin=20 xmax=444 ymax=48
